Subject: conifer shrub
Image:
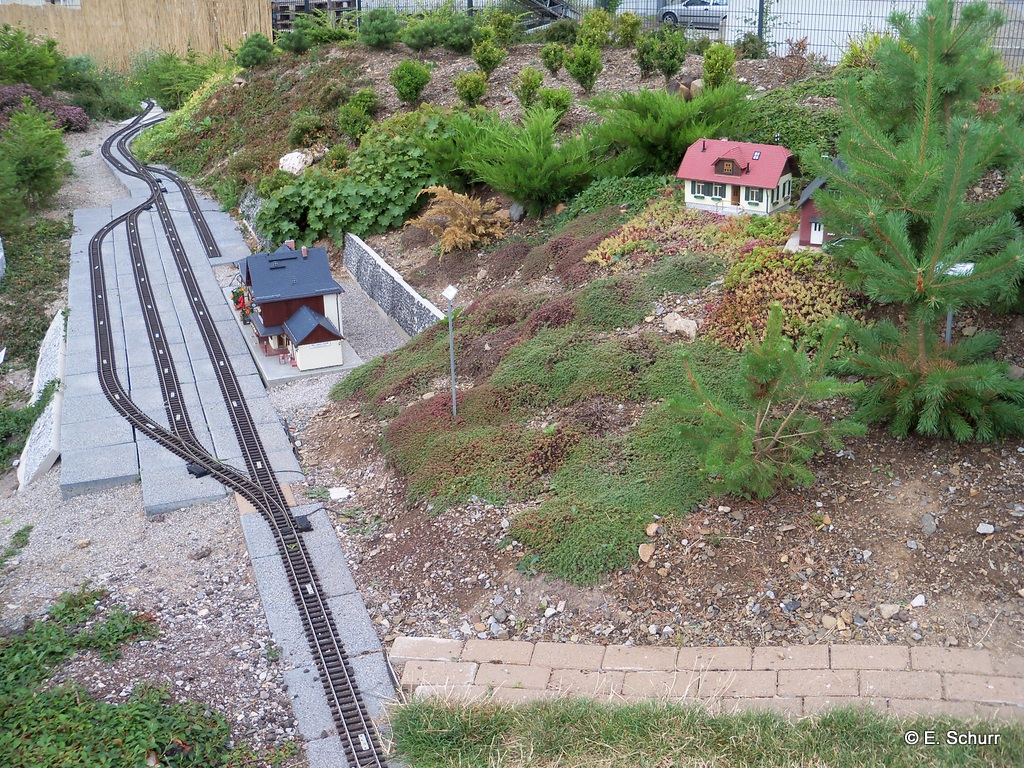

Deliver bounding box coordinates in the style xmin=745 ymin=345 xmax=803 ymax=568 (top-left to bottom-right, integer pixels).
xmin=734 ymin=31 xmax=770 ymax=59
xmin=460 ymin=106 xmax=600 ymax=215
xmin=512 ymin=66 xmax=544 ymax=108
xmin=292 ymin=9 xmax=357 ymax=44
xmin=615 ymin=12 xmax=642 ymax=48
xmin=577 ymin=9 xmax=614 ymax=48
xmin=471 ymin=39 xmax=507 ymax=79
xmin=565 ymin=45 xmax=602 ymax=92
xmin=702 ymin=42 xmax=735 ymax=89
xmin=439 ymin=13 xmax=480 ymax=53
xmin=0 ymin=24 xmax=60 ymax=91
xmin=390 ymin=59 xmax=432 ymax=104
xmin=406 ymin=185 xmax=508 ymax=256
xmin=276 ymin=30 xmax=311 ymax=54
xmin=633 ymin=33 xmax=659 ymax=79
xmin=57 ymin=57 xmax=136 ymax=121
xmin=484 ymin=10 xmax=524 ymax=47
xmin=359 ymin=8 xmax=403 ymax=49
xmin=401 ymin=18 xmax=443 ymax=52
xmin=543 ymin=19 xmax=578 ymax=45
xmin=537 ymin=87 xmax=573 ymax=120
xmin=1 ymin=99 xmax=69 ymax=206
xmin=540 ymin=43 xmax=568 ymax=75
xmin=236 ymin=32 xmax=275 ymax=68
xmin=672 ymin=304 xmax=865 ymax=499
xmin=633 ymin=30 xmax=689 ymax=81
xmin=454 ymin=70 xmax=488 ymax=106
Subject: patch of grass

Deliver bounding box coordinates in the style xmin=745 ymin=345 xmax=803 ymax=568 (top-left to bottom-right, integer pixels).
xmin=0 ymin=381 xmax=58 ymax=466
xmin=0 ymin=588 xmax=297 ymax=767
xmin=0 ymin=218 xmax=72 ymax=369
xmin=0 ymin=524 xmax=31 ymax=568
xmin=392 ymin=698 xmax=1024 ymax=767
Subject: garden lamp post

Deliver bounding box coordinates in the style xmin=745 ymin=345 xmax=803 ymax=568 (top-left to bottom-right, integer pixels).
xmin=441 ymin=284 xmax=459 ymax=418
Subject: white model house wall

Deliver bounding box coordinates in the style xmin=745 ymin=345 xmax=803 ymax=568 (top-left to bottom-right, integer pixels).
xmin=292 ymin=338 xmax=344 ymax=370
xmin=683 ymin=173 xmax=793 ymax=216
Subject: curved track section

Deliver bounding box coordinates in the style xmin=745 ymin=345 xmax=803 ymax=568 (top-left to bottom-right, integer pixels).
xmin=89 ymin=105 xmax=388 ymax=767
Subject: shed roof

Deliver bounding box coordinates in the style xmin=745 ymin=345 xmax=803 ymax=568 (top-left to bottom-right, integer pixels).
xmin=676 ymin=139 xmax=794 ymax=189
xmin=283 ymin=305 xmax=342 ymax=346
xmin=240 ymin=243 xmax=342 ymax=303
xmin=797 ymin=157 xmax=848 ymax=208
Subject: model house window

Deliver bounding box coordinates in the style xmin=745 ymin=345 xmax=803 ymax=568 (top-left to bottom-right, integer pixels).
xmin=782 ymin=180 xmax=791 ymax=198
xmin=723 ymin=161 xmax=733 ymax=173
xmin=771 ymin=186 xmax=779 ymax=204
xmin=712 ymin=183 xmax=725 ymax=198
xmin=744 ymin=188 xmax=764 ymax=203
xmin=691 ymin=181 xmax=707 ymax=195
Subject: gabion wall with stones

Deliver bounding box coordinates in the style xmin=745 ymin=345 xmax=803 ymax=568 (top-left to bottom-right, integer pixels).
xmin=0 ymin=233 xmax=6 ymax=286
xmin=237 ymin=187 xmax=274 ymax=251
xmin=343 ymin=233 xmax=443 ymax=338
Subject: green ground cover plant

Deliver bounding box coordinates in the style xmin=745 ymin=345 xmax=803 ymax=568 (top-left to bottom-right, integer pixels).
xmin=0 ymin=589 xmax=297 ymax=767
xmin=0 ymin=523 xmax=31 ymax=568
xmin=0 ymin=382 xmax=56 ymax=466
xmin=391 ymin=698 xmax=1024 ymax=767
xmin=744 ymin=76 xmax=841 ymax=163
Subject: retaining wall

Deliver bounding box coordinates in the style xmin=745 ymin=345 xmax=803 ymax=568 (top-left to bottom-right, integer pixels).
xmin=343 ymin=233 xmax=443 ymax=338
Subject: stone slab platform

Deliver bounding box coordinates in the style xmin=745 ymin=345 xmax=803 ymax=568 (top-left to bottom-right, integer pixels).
xmin=390 ymin=638 xmax=1024 ymax=722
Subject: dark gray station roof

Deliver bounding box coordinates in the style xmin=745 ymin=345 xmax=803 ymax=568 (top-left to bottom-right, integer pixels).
xmin=283 ymin=304 xmax=342 ymax=345
xmin=240 ymin=244 xmax=343 ymax=303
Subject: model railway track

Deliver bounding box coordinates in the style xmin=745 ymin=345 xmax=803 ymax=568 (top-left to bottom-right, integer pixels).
xmin=89 ymin=105 xmax=388 ymax=767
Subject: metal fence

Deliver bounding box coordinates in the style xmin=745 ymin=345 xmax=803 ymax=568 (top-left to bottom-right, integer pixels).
xmin=272 ymin=0 xmax=1024 ymax=69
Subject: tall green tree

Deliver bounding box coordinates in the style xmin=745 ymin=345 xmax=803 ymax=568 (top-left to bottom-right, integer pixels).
xmin=815 ymin=0 xmax=1024 ymax=441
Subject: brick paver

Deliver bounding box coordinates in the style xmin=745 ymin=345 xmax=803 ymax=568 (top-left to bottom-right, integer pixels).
xmin=391 ymin=638 xmax=1023 ymax=722
xmin=753 ymin=646 xmax=829 ymax=670
xmin=778 ymin=669 xmax=858 ymax=697
xmin=475 ymin=663 xmax=551 ymax=690
xmin=532 ymin=642 xmax=605 ymax=670
xmin=603 ymin=645 xmax=679 ymax=671
xmin=831 ymin=645 xmax=909 ymax=671
xmin=861 ymin=670 xmax=943 ymax=700
xmin=911 ymin=647 xmax=993 ymax=675
xmin=462 ymin=639 xmax=534 ymax=665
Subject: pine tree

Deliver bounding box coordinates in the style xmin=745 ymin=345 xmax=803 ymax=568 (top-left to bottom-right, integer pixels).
xmin=671 ymin=304 xmax=865 ymax=499
xmin=814 ymin=0 xmax=1024 ymax=441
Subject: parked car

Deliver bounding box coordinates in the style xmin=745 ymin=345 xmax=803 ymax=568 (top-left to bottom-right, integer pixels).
xmin=659 ymin=0 xmax=728 ymax=31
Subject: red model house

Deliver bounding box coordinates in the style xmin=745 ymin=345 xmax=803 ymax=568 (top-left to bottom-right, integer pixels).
xmin=796 ymin=157 xmax=845 ymax=247
xmin=677 ymin=139 xmax=797 ymax=216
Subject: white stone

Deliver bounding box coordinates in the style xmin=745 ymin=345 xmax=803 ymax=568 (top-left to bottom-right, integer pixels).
xmin=278 ymin=150 xmax=313 ymax=175
xmin=662 ymin=312 xmax=698 ymax=340
xmin=329 ymin=486 xmax=352 ymax=501
xmin=976 ymin=523 xmax=995 ymax=535
xmin=911 ymin=594 xmax=926 ymax=608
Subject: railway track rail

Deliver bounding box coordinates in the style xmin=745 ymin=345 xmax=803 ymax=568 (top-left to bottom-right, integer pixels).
xmin=88 ymin=104 xmax=388 ymax=767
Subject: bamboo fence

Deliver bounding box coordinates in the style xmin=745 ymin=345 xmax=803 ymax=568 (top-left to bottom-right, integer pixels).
xmin=0 ymin=0 xmax=272 ymax=70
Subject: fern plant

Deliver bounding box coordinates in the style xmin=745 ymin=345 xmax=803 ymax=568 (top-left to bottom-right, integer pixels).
xmin=406 ymin=185 xmax=509 ymax=256
xmin=671 ymin=304 xmax=865 ymax=499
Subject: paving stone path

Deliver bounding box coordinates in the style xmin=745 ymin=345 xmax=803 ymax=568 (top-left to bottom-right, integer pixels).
xmin=389 ymin=637 xmax=1024 ymax=721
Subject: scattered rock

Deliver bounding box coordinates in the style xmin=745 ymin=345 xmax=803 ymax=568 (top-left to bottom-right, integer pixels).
xmin=329 ymin=487 xmax=352 ymax=501
xmin=1008 ymin=364 xmax=1024 ymax=381
xmin=509 ymin=203 xmax=526 ymax=222
xmin=921 ymin=514 xmax=937 ymax=536
xmin=821 ymin=614 xmax=838 ymax=630
xmin=662 ymin=312 xmax=698 ymax=340
xmin=907 ymin=540 xmax=918 ymax=550
xmin=189 ymin=546 xmax=212 ymax=561
xmin=638 ymin=543 xmax=655 ymax=563
xmin=278 ymin=150 xmax=312 ymax=175
xmin=976 ymin=523 xmax=995 ymax=535
xmin=645 ymin=522 xmax=661 ymax=537
xmin=75 ymin=539 xmax=91 ymax=549
xmin=911 ymin=594 xmax=927 ymax=608
xmin=878 ymin=604 xmax=900 ymax=620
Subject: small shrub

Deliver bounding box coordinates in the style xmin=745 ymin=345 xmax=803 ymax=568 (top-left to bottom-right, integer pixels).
xmin=439 ymin=13 xmax=480 ymax=54
xmin=543 ymin=19 xmax=578 ymax=46
xmin=837 ymin=31 xmax=913 ymax=70
xmin=653 ymin=28 xmax=689 ymax=80
xmin=565 ymin=45 xmax=602 ymax=92
xmin=471 ymin=39 xmax=507 ymax=79
xmin=734 ymin=31 xmax=769 ymax=59
xmin=57 ymin=56 xmax=136 ymax=121
xmin=702 ymin=42 xmax=735 ymax=89
xmin=316 ymin=79 xmax=352 ymax=110
xmin=0 ymin=24 xmax=60 ymax=91
xmin=540 ymin=42 xmax=568 ymax=76
xmin=563 ymin=174 xmax=668 ymax=219
xmin=287 ymin=110 xmax=329 ymax=148
xmin=236 ymin=32 xmax=274 ymax=68
xmin=1 ymin=99 xmax=69 ymax=206
xmin=130 ymin=49 xmax=219 ymax=110
xmin=257 ymin=169 xmax=295 ymax=198
xmin=321 ymin=143 xmax=349 ymax=171
xmin=512 ymin=66 xmax=544 ymax=108
xmin=276 ymin=30 xmax=311 ymax=54
xmin=401 ymin=18 xmax=443 ymax=52
xmin=405 ymin=185 xmax=508 ymax=256
xmin=390 ymin=59 xmax=432 ymax=104
xmin=337 ymin=87 xmax=380 ymax=142
xmin=454 ymin=70 xmax=488 ymax=106
xmin=615 ymin=12 xmax=642 ymax=48
xmin=0 ymin=84 xmax=89 ymax=132
xmin=633 ymin=34 xmax=659 ymax=80
xmin=577 ymin=9 xmax=614 ymax=49
xmin=537 ymin=87 xmax=572 ymax=119
xmin=360 ymin=8 xmax=403 ymax=49
xmin=485 ymin=10 xmax=523 ymax=47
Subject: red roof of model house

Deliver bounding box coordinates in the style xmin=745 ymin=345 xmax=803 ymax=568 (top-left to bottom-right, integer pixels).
xmin=676 ymin=139 xmax=795 ymax=189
